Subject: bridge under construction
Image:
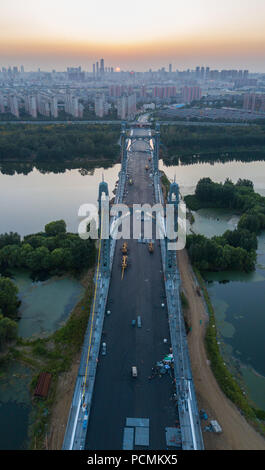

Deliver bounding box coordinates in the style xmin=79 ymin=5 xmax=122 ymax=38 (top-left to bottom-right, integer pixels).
xmin=62 ymin=123 xmax=204 ymax=451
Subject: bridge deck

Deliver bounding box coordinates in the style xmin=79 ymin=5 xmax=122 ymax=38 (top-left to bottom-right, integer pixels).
xmin=85 ymin=132 xmax=179 ymax=450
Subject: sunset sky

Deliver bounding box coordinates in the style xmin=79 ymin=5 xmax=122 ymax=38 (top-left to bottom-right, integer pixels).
xmin=1 ymin=0 xmax=265 ymax=71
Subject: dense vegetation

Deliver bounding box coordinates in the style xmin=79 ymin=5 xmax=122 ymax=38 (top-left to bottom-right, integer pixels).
xmin=0 ymin=124 xmax=120 ymax=162
xmin=160 ymin=124 xmax=265 ymax=164
xmin=0 ymin=220 xmax=96 ymax=281
xmin=0 ymin=277 xmax=19 ymax=350
xmin=0 ymin=220 xmax=96 ymax=350
xmin=185 ymin=178 xmax=265 ymax=272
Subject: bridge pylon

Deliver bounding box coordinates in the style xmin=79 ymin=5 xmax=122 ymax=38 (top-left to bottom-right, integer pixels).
xmin=153 ymin=123 xmax=160 ymax=174
xmin=165 ymin=181 xmax=179 ymax=277
xmin=120 ymin=121 xmax=127 ymax=174
xmin=98 ymin=180 xmax=110 ymax=276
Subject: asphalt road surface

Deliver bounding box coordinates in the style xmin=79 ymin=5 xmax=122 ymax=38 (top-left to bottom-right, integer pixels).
xmin=85 ymin=130 xmax=179 ymax=450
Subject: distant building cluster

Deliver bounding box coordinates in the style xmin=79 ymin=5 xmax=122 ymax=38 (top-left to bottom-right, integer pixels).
xmin=0 ymin=60 xmax=265 ymax=122
xmin=152 ymin=86 xmax=176 ymax=99
xmin=0 ymin=90 xmax=84 ymax=119
xmin=92 ymin=58 xmax=114 ymax=79
xmin=194 ymin=66 xmax=249 ymax=81
xmin=243 ymin=93 xmax=265 ymax=112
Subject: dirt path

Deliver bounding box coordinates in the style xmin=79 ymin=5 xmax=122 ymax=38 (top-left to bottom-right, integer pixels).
xmin=47 ymin=355 xmax=81 ymax=450
xmin=178 ymin=248 xmax=265 ymax=450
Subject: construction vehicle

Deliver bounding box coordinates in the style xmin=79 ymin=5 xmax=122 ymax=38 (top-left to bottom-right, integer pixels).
xmin=148 ymin=241 xmax=154 ymax=253
xmin=121 ymin=242 xmax=128 ymax=254
xmin=121 ymin=255 xmax=128 ymax=280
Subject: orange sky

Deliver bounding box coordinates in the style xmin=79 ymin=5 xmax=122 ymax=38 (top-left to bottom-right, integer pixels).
xmin=1 ymin=0 xmax=265 ymax=71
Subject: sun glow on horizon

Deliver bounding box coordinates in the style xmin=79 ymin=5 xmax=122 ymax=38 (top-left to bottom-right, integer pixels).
xmin=1 ymin=0 xmax=265 ymax=70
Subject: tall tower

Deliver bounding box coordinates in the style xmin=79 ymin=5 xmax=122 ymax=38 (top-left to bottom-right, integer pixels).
xmin=165 ymin=182 xmax=179 ymax=277
xmin=100 ymin=58 xmax=105 ymax=75
xmin=153 ymin=123 xmax=160 ymax=174
xmin=98 ymin=180 xmax=110 ymax=276
xmin=120 ymin=122 xmax=127 ymax=173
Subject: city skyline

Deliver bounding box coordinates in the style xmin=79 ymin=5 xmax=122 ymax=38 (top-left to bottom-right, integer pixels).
xmin=1 ymin=0 xmax=265 ymax=72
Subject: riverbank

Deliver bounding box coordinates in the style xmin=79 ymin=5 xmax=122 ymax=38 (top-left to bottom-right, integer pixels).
xmin=178 ymin=248 xmax=265 ymax=449
xmin=46 ymin=268 xmax=95 ymax=450
xmin=6 ymin=267 xmax=95 ymax=449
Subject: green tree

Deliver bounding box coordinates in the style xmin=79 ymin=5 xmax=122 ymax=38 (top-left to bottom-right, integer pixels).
xmin=0 ymin=311 xmax=18 ymax=351
xmin=0 ymin=277 xmax=19 ymax=317
xmin=45 ymin=220 xmax=66 ymax=236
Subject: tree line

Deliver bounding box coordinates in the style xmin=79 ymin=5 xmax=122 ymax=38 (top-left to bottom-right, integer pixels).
xmin=0 ymin=124 xmax=120 ymax=162
xmin=161 ymin=124 xmax=265 ymax=162
xmin=0 ymin=220 xmax=96 ymax=280
xmin=0 ymin=220 xmax=96 ymax=350
xmin=185 ymin=178 xmax=265 ymax=272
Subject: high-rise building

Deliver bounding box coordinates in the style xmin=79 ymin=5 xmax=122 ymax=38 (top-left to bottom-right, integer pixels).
xmin=169 ymin=64 xmax=172 ymax=73
xmin=117 ymin=94 xmax=136 ymax=120
xmin=109 ymin=85 xmax=121 ymax=97
xmin=64 ymin=93 xmax=83 ymax=118
xmin=8 ymin=95 xmax=19 ymax=118
xmin=0 ymin=93 xmax=5 ymax=113
xmin=195 ymin=66 xmax=200 ymax=79
xmin=127 ymin=93 xmax=136 ymax=118
xmin=95 ymin=94 xmax=105 ymax=117
xmin=24 ymin=95 xmax=37 ymax=118
xmin=152 ymin=86 xmax=176 ymax=99
xmin=50 ymin=96 xmax=58 ymax=118
xmin=117 ymin=95 xmax=127 ymax=120
xmin=100 ymin=58 xmax=104 ymax=75
xmin=181 ymin=86 xmax=202 ymax=103
xmin=67 ymin=66 xmax=84 ymax=81
xmin=243 ymin=93 xmax=265 ymax=112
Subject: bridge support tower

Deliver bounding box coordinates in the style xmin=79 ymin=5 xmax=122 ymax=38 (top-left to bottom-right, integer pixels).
xmin=98 ymin=180 xmax=110 ymax=276
xmin=121 ymin=121 xmax=127 ymax=174
xmin=165 ymin=181 xmax=179 ymax=277
xmin=153 ymin=123 xmax=160 ymax=174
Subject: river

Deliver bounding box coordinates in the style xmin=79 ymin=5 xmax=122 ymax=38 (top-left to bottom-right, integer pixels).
xmin=0 ymin=157 xmax=265 ymax=449
xmin=160 ymin=159 xmax=265 ymax=411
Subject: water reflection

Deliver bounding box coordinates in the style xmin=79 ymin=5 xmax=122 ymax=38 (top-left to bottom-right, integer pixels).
xmin=0 ymin=163 xmax=121 ymax=236
xmin=0 ymin=361 xmax=32 ymax=450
